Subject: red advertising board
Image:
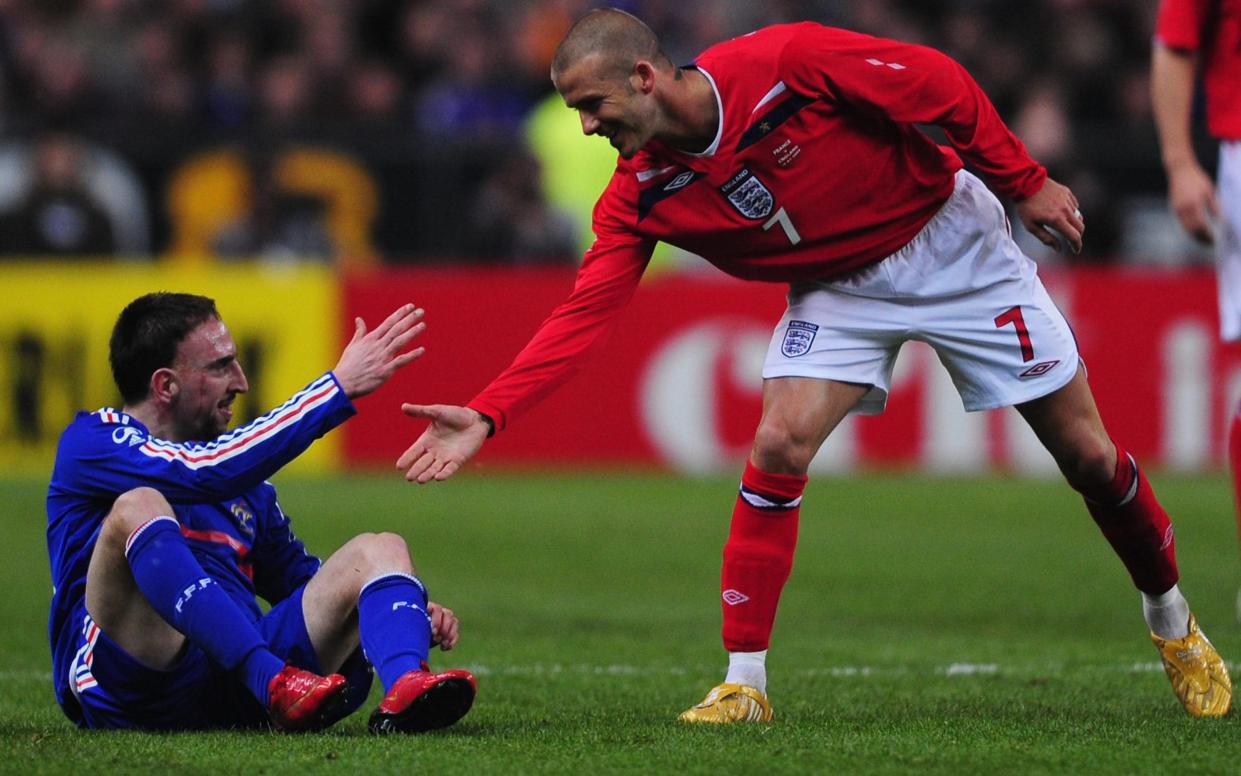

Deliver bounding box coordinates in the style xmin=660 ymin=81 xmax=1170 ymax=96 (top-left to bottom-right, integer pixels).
xmin=342 ymin=267 xmax=1240 ymax=473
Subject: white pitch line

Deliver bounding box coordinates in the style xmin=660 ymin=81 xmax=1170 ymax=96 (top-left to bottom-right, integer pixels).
xmin=455 ymin=661 xmax=1238 ymax=678
xmin=4 ymin=661 xmax=1235 ymax=685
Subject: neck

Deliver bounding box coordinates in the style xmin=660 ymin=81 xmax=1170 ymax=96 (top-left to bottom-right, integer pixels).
xmin=659 ymin=67 xmax=718 ymax=154
xmin=124 ymin=402 xmax=177 ymax=441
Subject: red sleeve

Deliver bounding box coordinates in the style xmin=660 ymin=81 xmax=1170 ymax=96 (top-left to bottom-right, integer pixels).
xmin=1154 ymin=0 xmax=1207 ymax=51
xmin=467 ymin=173 xmax=654 ymax=431
xmin=780 ymin=25 xmax=1046 ymax=201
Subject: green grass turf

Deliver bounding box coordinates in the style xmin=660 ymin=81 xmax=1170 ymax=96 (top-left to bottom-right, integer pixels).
xmin=2 ymin=471 xmax=1240 ymax=774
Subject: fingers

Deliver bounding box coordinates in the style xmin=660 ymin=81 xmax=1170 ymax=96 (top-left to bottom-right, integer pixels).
xmin=372 ymin=303 xmax=418 ymax=341
xmin=1177 ymin=201 xmax=1217 ymax=245
xmin=431 ymin=605 xmax=459 ymax=650
xmin=403 ymin=449 xmax=439 ymax=482
xmin=401 ymin=403 xmax=439 ymax=419
xmin=434 ymin=461 xmax=461 ymax=481
xmin=350 ymin=316 xmax=366 ymax=344
xmin=396 ymin=439 xmax=425 ymax=470
xmin=388 ymin=321 xmax=427 ymax=354
xmin=411 ymin=450 xmax=440 ymax=483
xmin=389 ymin=348 xmax=425 ymax=372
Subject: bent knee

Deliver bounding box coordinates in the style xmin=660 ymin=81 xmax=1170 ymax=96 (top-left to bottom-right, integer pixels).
xmin=751 ymin=422 xmax=815 ymax=475
xmin=1058 ymin=437 xmax=1118 ymax=492
xmin=104 ymin=488 xmax=175 ymax=538
xmin=350 ymin=532 xmax=414 ymax=573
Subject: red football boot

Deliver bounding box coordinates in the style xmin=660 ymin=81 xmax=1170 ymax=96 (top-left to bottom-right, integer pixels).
xmin=266 ymin=665 xmax=350 ymax=732
xmin=368 ymin=666 xmax=477 ymax=734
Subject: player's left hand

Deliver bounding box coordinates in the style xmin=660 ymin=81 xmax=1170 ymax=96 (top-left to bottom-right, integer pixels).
xmin=1017 ymin=177 xmax=1085 ymax=255
xmin=427 ymin=601 xmax=460 ymax=651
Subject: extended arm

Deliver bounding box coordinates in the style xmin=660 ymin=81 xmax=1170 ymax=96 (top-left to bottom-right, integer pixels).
xmin=398 ymin=190 xmax=653 ymax=483
xmin=1152 ymin=42 xmax=1217 ymax=243
xmin=60 ymin=304 xmax=427 ymax=502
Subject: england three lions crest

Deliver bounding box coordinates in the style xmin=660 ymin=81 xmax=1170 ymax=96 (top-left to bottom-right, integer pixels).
xmin=781 ymin=320 xmax=818 ymax=357
xmin=720 ymin=168 xmax=774 ymax=220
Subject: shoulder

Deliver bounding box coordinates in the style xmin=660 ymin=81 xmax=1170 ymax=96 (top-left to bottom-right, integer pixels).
xmin=57 ymin=408 xmax=147 ymax=451
xmin=696 ymin=23 xmax=819 ymax=65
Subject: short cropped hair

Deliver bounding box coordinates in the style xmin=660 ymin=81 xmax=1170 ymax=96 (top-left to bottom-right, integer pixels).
xmin=109 ymin=292 xmax=219 ymax=403
xmin=552 ymin=7 xmax=672 ymax=82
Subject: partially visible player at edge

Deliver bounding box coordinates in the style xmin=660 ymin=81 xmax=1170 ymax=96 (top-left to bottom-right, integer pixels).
xmin=47 ymin=293 xmax=476 ymax=732
xmin=398 ymin=9 xmax=1232 ymax=721
xmin=1151 ymin=0 xmax=1241 ymax=619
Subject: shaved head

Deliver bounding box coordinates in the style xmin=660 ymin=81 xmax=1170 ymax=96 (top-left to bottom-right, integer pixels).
xmin=552 ymin=8 xmax=672 ymax=84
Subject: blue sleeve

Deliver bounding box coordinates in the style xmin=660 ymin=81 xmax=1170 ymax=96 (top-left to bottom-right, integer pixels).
xmin=249 ymin=484 xmax=321 ymax=604
xmin=52 ymin=372 xmax=355 ymax=504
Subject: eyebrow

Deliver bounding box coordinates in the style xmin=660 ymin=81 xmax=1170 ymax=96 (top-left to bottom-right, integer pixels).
xmin=564 ymin=93 xmax=603 ymax=111
xmin=205 ymin=354 xmax=236 ymax=370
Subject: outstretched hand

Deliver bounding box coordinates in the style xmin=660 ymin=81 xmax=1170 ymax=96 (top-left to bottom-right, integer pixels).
xmin=396 ymin=404 xmax=490 ymax=483
xmin=333 ymin=304 xmax=426 ymax=399
xmin=1017 ymin=177 xmax=1085 ymax=255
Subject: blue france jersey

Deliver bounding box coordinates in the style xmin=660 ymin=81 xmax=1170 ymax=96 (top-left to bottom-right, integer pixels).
xmin=46 ymin=372 xmax=355 ymax=714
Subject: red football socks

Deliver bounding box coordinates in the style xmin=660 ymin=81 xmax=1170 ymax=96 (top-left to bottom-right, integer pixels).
xmin=721 ymin=461 xmax=806 ymax=652
xmin=1076 ymin=442 xmax=1179 ymax=595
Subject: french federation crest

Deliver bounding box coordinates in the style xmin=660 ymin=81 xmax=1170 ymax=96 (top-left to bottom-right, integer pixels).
xmin=230 ymin=502 xmax=256 ymax=537
xmin=719 ymin=168 xmax=774 ymax=220
xmin=781 ymin=320 xmax=818 ymax=357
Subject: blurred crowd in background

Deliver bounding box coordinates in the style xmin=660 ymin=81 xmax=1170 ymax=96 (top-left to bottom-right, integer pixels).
xmin=0 ymin=0 xmax=1217 ymax=266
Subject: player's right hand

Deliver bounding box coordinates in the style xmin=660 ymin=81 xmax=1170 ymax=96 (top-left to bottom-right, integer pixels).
xmin=333 ymin=304 xmax=426 ymax=399
xmin=397 ymin=404 xmax=490 ymax=483
xmin=1168 ymin=161 xmax=1219 ymax=244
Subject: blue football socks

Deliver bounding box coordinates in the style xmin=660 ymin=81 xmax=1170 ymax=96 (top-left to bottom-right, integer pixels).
xmin=125 ymin=516 xmax=284 ymax=705
xmin=358 ymin=572 xmax=433 ymax=690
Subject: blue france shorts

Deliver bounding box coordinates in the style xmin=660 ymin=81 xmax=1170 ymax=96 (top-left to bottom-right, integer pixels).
xmin=61 ymin=585 xmax=373 ymax=730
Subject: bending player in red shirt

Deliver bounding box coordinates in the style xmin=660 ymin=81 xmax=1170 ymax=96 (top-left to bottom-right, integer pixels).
xmin=400 ymin=8 xmax=1231 ymax=721
xmin=1151 ymin=0 xmax=1241 ymax=620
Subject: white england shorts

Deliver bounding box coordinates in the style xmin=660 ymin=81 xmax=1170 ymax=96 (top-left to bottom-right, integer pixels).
xmin=763 ymin=170 xmax=1080 ymax=414
xmin=1216 ymin=140 xmax=1241 ymax=341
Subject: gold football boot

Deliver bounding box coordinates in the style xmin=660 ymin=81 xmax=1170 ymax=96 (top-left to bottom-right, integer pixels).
xmin=677 ymin=683 xmax=773 ymax=724
xmin=1151 ymin=613 xmax=1232 ymax=717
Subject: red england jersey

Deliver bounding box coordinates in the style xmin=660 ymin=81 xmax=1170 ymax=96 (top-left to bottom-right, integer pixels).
xmin=1155 ymin=0 xmax=1241 ymax=139
xmin=470 ymin=23 xmax=1046 ymax=430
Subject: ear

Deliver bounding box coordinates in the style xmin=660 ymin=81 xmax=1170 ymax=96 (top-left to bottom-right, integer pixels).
xmin=632 ymin=61 xmax=657 ymax=95
xmin=150 ymin=367 xmax=179 ymax=403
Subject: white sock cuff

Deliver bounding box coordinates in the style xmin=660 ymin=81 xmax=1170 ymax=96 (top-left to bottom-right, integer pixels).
xmin=358 ymin=571 xmax=426 ymax=599
xmin=123 ymin=515 xmax=179 ymax=557
xmin=728 ymin=650 xmax=768 ymax=663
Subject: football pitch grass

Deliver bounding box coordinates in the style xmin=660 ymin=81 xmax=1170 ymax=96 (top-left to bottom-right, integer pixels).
xmin=3 ymin=471 xmax=1241 ymax=774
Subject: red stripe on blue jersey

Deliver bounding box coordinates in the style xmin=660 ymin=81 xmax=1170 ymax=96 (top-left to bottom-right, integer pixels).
xmin=136 ymin=375 xmax=339 ymax=468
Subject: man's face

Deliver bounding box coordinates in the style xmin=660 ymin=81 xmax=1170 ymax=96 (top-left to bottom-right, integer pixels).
xmin=168 ymin=317 xmax=249 ymax=441
xmin=555 ymin=54 xmax=656 ymax=159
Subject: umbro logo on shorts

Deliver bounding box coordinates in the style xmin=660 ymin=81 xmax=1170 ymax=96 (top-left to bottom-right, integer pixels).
xmin=722 ymin=589 xmax=750 ymax=606
xmin=1019 ymin=359 xmax=1060 ymax=378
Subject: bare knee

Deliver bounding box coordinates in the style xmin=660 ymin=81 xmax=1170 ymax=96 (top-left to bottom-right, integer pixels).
xmin=347 ymin=532 xmax=415 ymax=577
xmin=1057 ymin=434 xmax=1118 ymax=492
xmin=751 ymin=420 xmax=815 ymax=475
xmin=101 ymin=487 xmax=174 ymax=546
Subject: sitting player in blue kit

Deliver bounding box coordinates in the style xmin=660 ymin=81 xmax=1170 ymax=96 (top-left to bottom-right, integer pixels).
xmin=47 ymin=292 xmax=476 ymax=733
